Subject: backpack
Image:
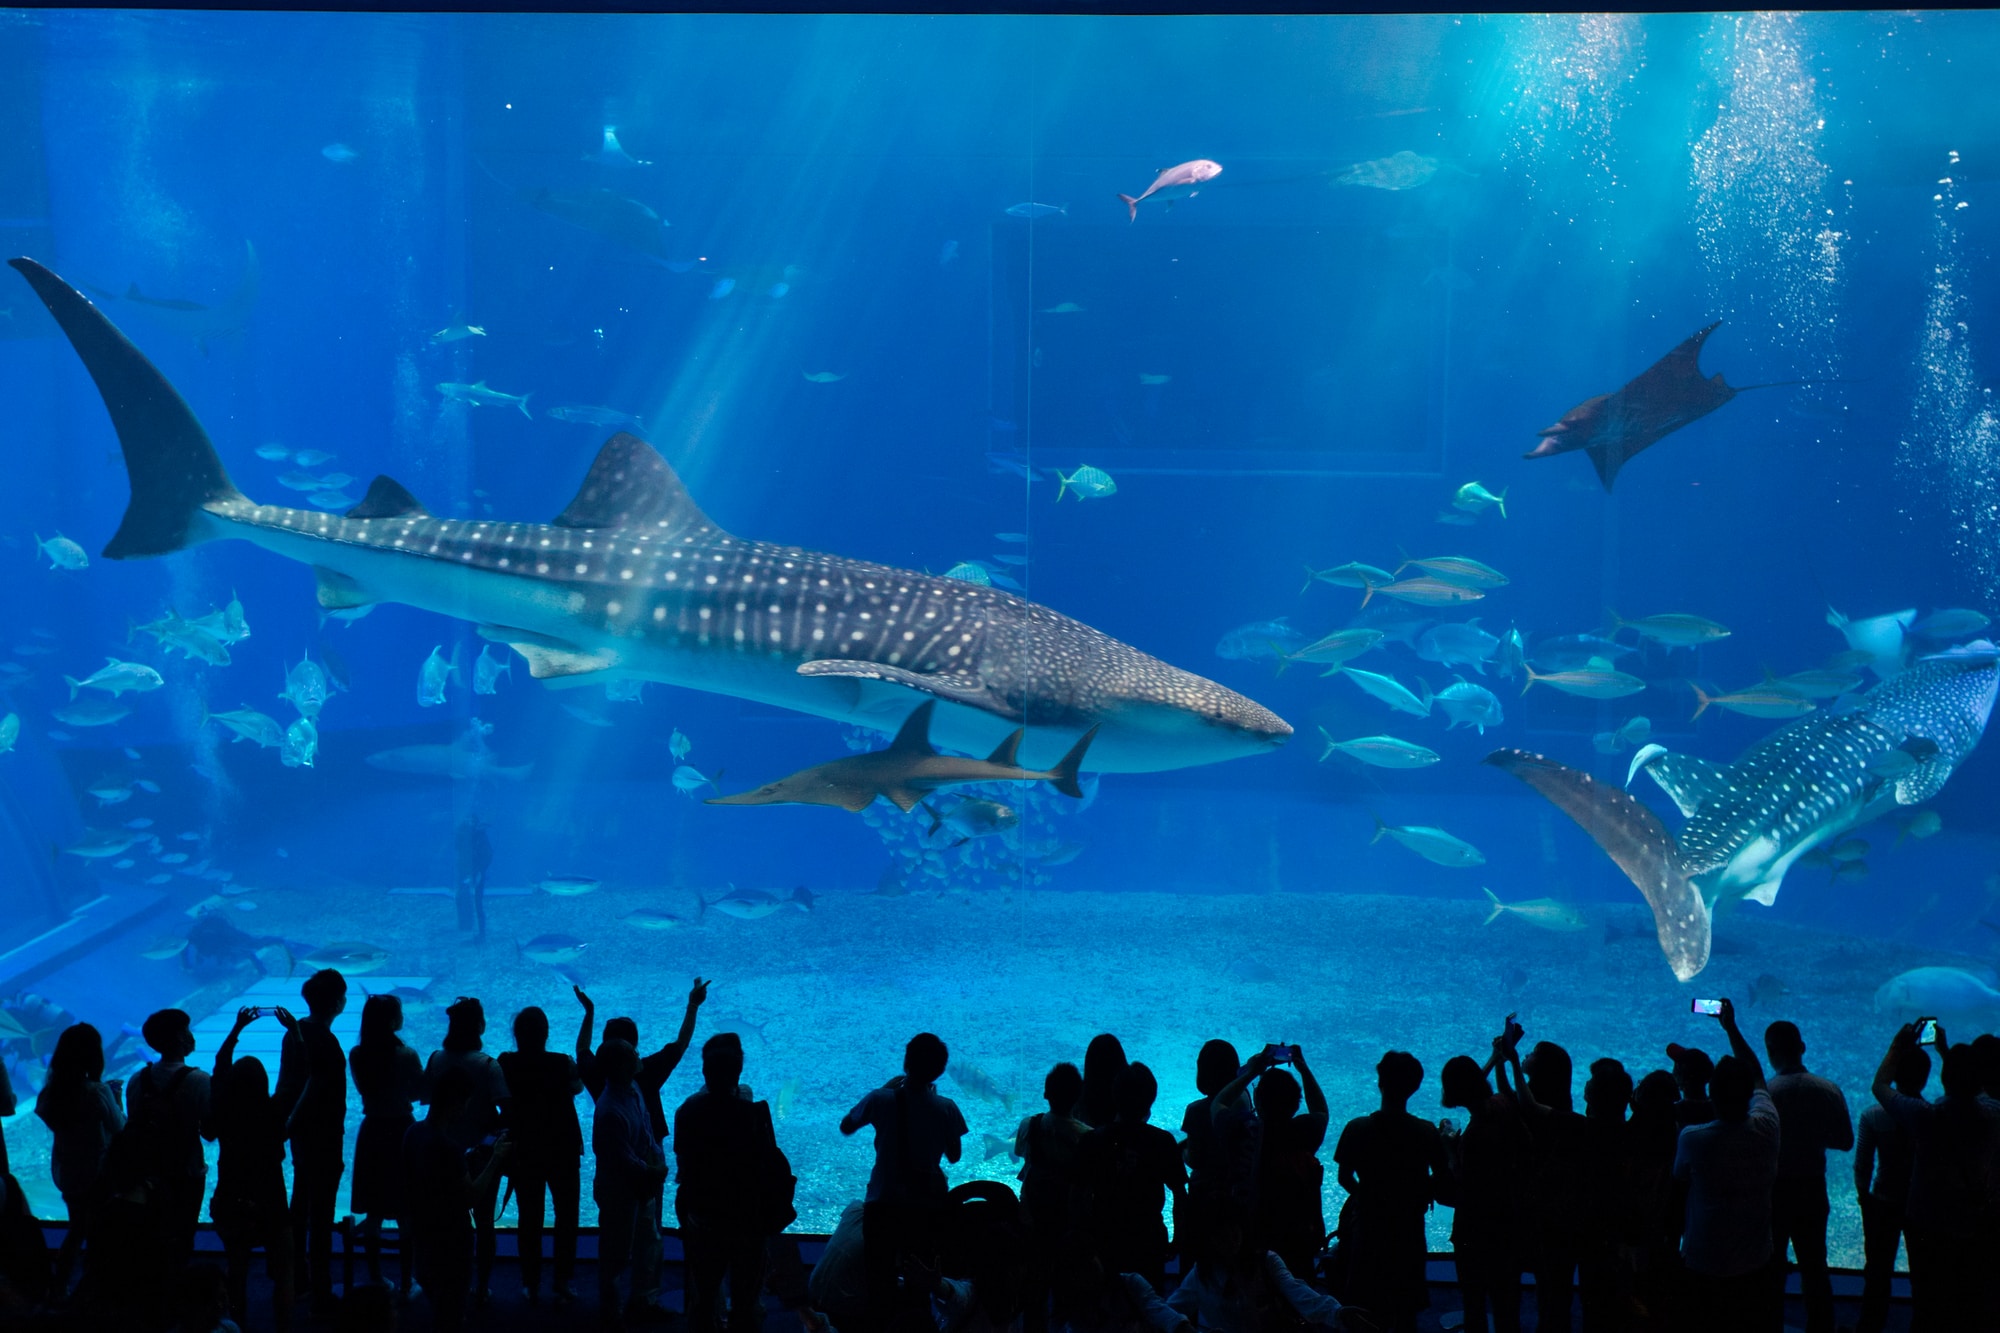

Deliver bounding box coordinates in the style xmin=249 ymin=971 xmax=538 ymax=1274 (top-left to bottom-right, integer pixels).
xmin=100 ymin=1064 xmax=192 ymax=1199
xmin=751 ymin=1100 xmax=798 ymax=1234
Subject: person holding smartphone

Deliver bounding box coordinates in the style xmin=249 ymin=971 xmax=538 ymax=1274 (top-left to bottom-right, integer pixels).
xmin=1868 ymin=1020 xmax=2000 ymax=1327
xmin=1670 ymin=998 xmax=1781 ymax=1333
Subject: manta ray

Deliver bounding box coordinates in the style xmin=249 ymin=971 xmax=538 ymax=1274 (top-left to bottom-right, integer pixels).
xmin=1487 ymin=643 xmax=1999 ymax=979
xmin=10 ymin=256 xmax=1289 ymax=773
xmin=1525 ymin=321 xmax=1803 ymax=492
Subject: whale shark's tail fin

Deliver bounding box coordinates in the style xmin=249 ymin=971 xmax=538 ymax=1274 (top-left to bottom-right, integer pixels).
xmin=9 ymin=257 xmax=244 ymax=559
xmin=1485 ymin=747 xmax=1712 ymax=981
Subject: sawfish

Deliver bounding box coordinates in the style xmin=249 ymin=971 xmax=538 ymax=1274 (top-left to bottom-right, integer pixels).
xmin=10 ymin=256 xmax=1290 ymax=773
xmin=1524 ymin=321 xmax=1807 ymax=492
xmin=708 ymin=699 xmax=1096 ymax=812
xmin=1487 ymin=643 xmax=1999 ymax=979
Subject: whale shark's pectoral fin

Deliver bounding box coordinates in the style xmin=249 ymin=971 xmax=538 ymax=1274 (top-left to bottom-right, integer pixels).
xmin=1895 ymin=763 xmax=1954 ymax=807
xmin=313 ymin=567 xmax=375 ymax=610
xmin=477 ymin=625 xmax=618 ymax=684
xmin=796 ymin=659 xmax=1006 ymax=716
xmin=1487 ymin=748 xmax=1712 ymax=981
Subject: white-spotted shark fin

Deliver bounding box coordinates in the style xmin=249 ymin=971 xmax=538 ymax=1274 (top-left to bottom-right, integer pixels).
xmin=554 ymin=432 xmax=722 ymax=534
xmin=1640 ymin=749 xmax=1731 ymax=817
xmin=1487 ymin=747 xmax=1712 ymax=981
xmin=796 ymin=658 xmax=1008 ymax=718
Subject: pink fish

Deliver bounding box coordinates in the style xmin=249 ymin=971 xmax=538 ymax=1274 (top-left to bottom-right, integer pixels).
xmin=1117 ymin=159 xmax=1223 ymax=222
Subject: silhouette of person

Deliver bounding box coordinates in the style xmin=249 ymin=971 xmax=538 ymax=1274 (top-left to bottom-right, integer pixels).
xmin=1179 ymin=1040 xmax=1242 ymax=1246
xmin=127 ymin=1008 xmax=212 ymax=1278
xmin=1078 ymin=1035 xmax=1128 ymax=1132
xmin=1672 ymin=999 xmax=1781 ymax=1333
xmin=1664 ymin=1044 xmax=1716 ymax=1128
xmin=840 ymin=1032 xmax=967 ymax=1333
xmin=403 ymin=1067 xmax=513 ymax=1333
xmin=274 ymin=968 xmax=348 ymax=1310
xmin=1165 ymin=1210 xmax=1352 ymax=1333
xmin=1333 ymin=1051 xmax=1447 ymax=1333
xmin=1247 ymin=1049 xmax=1328 ymax=1278
xmin=1438 ymin=1026 xmax=1532 ymax=1333
xmin=577 ymin=977 xmax=708 ymax=1319
xmin=204 ymin=1007 xmax=295 ymax=1333
xmin=1576 ymin=1057 xmax=1636 ymax=1332
xmin=1854 ymin=1042 xmax=1926 ymax=1333
xmin=1076 ymin=1061 xmax=1186 ymax=1293
xmin=421 ymin=997 xmax=511 ymax=1304
xmin=594 ymin=1038 xmax=667 ymax=1329
xmin=1870 ymin=1021 xmax=2000 ymax=1328
xmin=1049 ymin=1249 xmax=1191 ymax=1333
xmin=1519 ymin=1041 xmax=1588 ymax=1333
xmin=1015 ymin=1062 xmax=1090 ymax=1249
xmin=1762 ymin=1020 xmax=1852 ymax=1333
xmin=1625 ymin=1069 xmax=1683 ymax=1324
xmin=675 ymin=1032 xmax=788 ymax=1333
xmin=349 ymin=994 xmax=423 ymax=1297
xmin=454 ymin=815 xmax=492 ymax=941
xmin=35 ymin=1022 xmax=124 ymax=1298
xmin=499 ymin=1005 xmax=584 ymax=1305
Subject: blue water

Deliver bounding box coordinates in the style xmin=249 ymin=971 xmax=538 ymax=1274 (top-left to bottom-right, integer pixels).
xmin=3 ymin=10 xmax=2000 ymax=1265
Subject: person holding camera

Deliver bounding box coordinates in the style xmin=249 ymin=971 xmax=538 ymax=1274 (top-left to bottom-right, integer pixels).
xmin=1671 ymin=998 xmax=1780 ymax=1333
xmin=1437 ymin=1018 xmax=1532 ymax=1333
xmin=1869 ymin=1019 xmax=2000 ymax=1327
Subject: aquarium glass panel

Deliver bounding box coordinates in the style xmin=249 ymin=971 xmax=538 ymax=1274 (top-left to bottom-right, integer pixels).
xmin=4 ymin=11 xmax=2000 ymax=1275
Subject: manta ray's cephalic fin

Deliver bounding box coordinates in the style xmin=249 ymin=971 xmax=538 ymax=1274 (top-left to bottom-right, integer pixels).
xmin=1485 ymin=747 xmax=1712 ymax=981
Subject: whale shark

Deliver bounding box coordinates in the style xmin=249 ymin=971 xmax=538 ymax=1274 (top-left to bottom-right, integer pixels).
xmin=1487 ymin=642 xmax=1999 ymax=980
xmin=10 ymin=256 xmax=1290 ymax=773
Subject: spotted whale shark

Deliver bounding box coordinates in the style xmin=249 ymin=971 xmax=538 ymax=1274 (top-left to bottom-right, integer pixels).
xmin=1487 ymin=642 xmax=1999 ymax=979
xmin=10 ymin=256 xmax=1290 ymax=773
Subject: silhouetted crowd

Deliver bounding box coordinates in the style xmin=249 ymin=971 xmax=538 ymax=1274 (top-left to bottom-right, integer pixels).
xmin=1 ymin=974 xmax=1997 ymax=1333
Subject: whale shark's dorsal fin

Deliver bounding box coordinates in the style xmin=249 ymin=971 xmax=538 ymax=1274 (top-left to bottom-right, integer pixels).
xmin=554 ymin=432 xmax=722 ymax=534
xmin=345 ymin=476 xmax=429 ymax=520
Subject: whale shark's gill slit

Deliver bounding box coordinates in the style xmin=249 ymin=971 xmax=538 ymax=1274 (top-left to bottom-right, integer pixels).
xmin=554 ymin=431 xmax=721 ymax=535
xmin=1485 ymin=748 xmax=1712 ymax=982
xmin=9 ymin=255 xmax=245 ymax=558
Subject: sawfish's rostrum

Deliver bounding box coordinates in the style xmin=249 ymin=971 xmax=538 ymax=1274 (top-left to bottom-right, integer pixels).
xmin=1487 ymin=643 xmax=1999 ymax=980
xmin=707 ymin=699 xmax=1097 ymax=812
xmin=9 ymin=256 xmax=1289 ymax=773
xmin=1524 ymin=322 xmax=1742 ymax=492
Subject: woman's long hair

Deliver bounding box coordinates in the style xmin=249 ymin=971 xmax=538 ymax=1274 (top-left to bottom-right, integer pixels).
xmin=1079 ymin=1033 xmax=1128 ymax=1129
xmin=442 ymin=996 xmax=485 ymax=1054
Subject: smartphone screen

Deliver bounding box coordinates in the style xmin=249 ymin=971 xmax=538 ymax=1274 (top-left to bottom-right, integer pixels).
xmin=1917 ymin=1018 xmax=1940 ymax=1046
xmin=1691 ymin=998 xmax=1723 ymax=1016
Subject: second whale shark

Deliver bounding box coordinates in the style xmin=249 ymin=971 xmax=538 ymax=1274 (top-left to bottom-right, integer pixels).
xmin=1486 ymin=642 xmax=1999 ymax=979
xmin=10 ymin=256 xmax=1290 ymax=773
